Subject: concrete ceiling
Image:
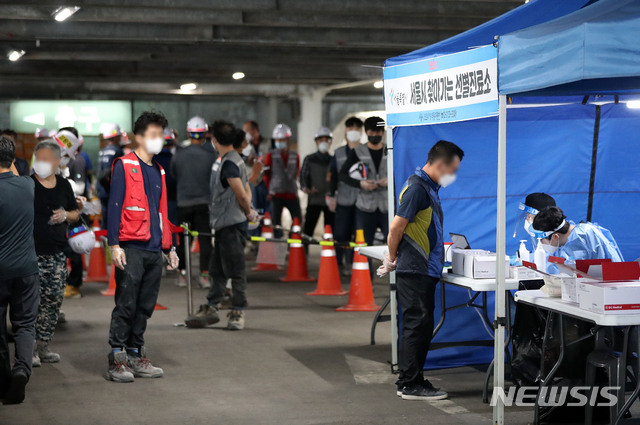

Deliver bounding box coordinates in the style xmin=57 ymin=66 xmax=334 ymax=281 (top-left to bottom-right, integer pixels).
xmin=0 ymin=0 xmax=522 ymax=98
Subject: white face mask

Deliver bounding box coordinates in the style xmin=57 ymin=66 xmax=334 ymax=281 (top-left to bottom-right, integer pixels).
xmin=33 ymin=160 xmax=53 ymax=179
xmin=523 ymin=219 xmax=534 ymax=235
xmin=346 ymin=130 xmax=361 ymax=143
xmin=540 ymin=238 xmax=560 ymax=253
xmin=242 ymin=145 xmax=253 ymax=157
xmin=318 ymin=141 xmax=329 ymax=153
xmin=145 ymin=137 xmax=164 ymax=155
xmin=275 ymin=141 xmax=287 ymax=150
xmin=245 ymin=132 xmax=254 ymax=143
xmin=439 ymin=173 xmax=456 ymax=188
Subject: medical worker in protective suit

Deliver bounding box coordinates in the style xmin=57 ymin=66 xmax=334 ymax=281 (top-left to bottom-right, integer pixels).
xmin=531 ymin=206 xmax=623 ymax=273
xmin=512 ymin=192 xmax=557 ymax=250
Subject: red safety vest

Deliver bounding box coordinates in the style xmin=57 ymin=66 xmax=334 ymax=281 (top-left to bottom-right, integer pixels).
xmin=115 ymin=152 xmax=172 ymax=250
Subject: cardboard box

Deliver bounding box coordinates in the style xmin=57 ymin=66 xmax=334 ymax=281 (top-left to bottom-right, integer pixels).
xmin=578 ymin=281 xmax=640 ymax=314
xmin=511 ymin=266 xmax=541 ymax=281
xmin=451 ymin=249 xmax=488 ymax=276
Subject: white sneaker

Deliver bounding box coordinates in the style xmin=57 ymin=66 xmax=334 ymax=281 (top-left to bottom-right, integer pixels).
xmin=198 ymin=274 xmax=211 ymax=289
xmin=32 ymin=354 xmax=41 ymax=368
xmin=227 ymin=310 xmax=245 ymax=331
xmin=175 ymin=270 xmax=187 ymax=288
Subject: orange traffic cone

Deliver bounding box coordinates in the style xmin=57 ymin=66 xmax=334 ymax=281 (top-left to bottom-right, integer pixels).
xmin=85 ymin=219 xmax=109 ymax=283
xmin=281 ymin=217 xmax=314 ymax=282
xmin=308 ymin=225 xmax=347 ymax=296
xmin=154 ymin=303 xmax=167 ymax=310
xmin=337 ymin=229 xmax=379 ymax=311
xmin=253 ymin=212 xmax=284 ymax=271
xmin=191 ymin=239 xmax=200 ymax=253
xmin=101 ymin=265 xmax=116 ymax=296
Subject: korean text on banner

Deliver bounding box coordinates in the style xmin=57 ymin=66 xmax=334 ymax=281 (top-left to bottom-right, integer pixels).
xmin=383 ymin=45 xmax=498 ymax=127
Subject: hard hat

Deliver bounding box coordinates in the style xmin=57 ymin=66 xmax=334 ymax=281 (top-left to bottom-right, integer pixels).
xmin=35 ymin=128 xmax=51 ymax=139
xmin=101 ymin=123 xmax=122 ymax=139
xmin=272 ymin=123 xmax=292 ymax=140
xmin=54 ymin=129 xmax=81 ymax=158
xmin=348 ymin=162 xmax=368 ymax=181
xmin=187 ymin=116 xmax=208 ymax=133
xmin=315 ymin=126 xmax=333 ymax=139
xmin=79 ymin=134 xmax=84 ymax=145
xmin=164 ymin=127 xmax=176 ymax=141
xmin=120 ymin=131 xmax=131 ymax=146
xmin=68 ymin=225 xmax=96 ymax=254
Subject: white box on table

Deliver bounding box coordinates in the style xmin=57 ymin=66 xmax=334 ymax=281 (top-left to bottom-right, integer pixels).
xmin=451 ymin=249 xmax=510 ymax=279
xmin=451 ymin=249 xmax=488 ymax=276
xmin=578 ymin=281 xmax=640 ymax=314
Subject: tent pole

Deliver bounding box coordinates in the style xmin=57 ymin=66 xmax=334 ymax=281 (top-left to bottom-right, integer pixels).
xmin=493 ymin=95 xmax=507 ymax=425
xmin=385 ymin=126 xmax=398 ymax=372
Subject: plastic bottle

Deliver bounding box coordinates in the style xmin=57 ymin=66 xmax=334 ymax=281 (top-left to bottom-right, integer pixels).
xmin=534 ymin=238 xmax=547 ymax=272
xmin=518 ymin=240 xmax=530 ymax=264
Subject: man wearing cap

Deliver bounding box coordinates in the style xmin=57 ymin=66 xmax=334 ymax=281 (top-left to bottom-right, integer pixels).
xmin=170 ymin=116 xmax=217 ymax=288
xmin=1 ymin=130 xmax=29 ymax=176
xmin=97 ymin=123 xmax=124 ymax=228
xmin=299 ymin=126 xmax=334 ymax=237
xmin=263 ymin=123 xmax=301 ymax=238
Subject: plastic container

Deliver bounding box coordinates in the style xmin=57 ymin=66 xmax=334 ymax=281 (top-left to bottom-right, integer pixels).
xmin=534 ymin=238 xmax=547 ymax=272
xmin=518 ymin=240 xmax=530 ymax=264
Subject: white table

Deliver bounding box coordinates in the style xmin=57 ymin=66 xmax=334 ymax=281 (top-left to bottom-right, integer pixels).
xmin=515 ymin=289 xmax=640 ymax=424
xmin=441 ymin=271 xmax=520 ymax=292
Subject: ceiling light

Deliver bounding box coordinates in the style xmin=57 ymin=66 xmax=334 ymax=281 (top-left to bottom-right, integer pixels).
xmin=53 ymin=6 xmax=80 ymax=22
xmin=180 ymin=82 xmax=198 ymax=91
xmin=8 ymin=50 xmax=25 ymax=62
xmin=373 ymin=80 xmax=384 ymax=89
xmin=232 ymin=72 xmax=245 ymax=80
xmin=627 ymin=100 xmax=640 ymax=109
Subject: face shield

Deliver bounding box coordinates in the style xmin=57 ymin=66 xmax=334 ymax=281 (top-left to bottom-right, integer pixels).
xmin=512 ymin=202 xmax=541 ymax=248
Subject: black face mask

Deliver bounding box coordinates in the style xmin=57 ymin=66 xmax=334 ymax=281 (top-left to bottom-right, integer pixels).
xmin=368 ymin=135 xmax=382 ymax=145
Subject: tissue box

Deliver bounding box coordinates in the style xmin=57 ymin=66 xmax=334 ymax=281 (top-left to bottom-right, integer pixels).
xmin=578 ymin=281 xmax=640 ymax=314
xmin=451 ymin=249 xmax=509 ymax=279
xmin=511 ymin=266 xmax=541 ymax=281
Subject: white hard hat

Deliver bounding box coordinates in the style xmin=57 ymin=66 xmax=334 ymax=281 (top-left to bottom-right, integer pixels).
xmin=68 ymin=226 xmax=95 ymax=254
xmin=348 ymin=162 xmax=368 ymax=181
xmin=54 ymin=130 xmax=81 ymax=158
xmin=101 ymin=123 xmax=122 ymax=139
xmin=187 ymin=116 xmax=208 ymax=133
xmin=164 ymin=127 xmax=176 ymax=141
xmin=315 ymin=126 xmax=333 ymax=139
xmin=120 ymin=131 xmax=131 ymax=146
xmin=272 ymin=123 xmax=292 ymax=140
xmin=35 ymin=128 xmax=51 ymax=138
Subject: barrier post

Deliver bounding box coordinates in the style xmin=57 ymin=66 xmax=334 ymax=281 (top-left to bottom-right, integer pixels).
xmin=183 ymin=223 xmax=193 ymax=317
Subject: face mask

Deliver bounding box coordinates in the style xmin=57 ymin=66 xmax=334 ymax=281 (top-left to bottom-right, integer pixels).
xmin=242 ymin=145 xmax=253 ymax=157
xmin=245 ymin=133 xmax=253 ymax=143
xmin=33 ymin=160 xmax=53 ymax=179
xmin=523 ymin=219 xmax=534 ymax=235
xmin=60 ymin=156 xmax=70 ymax=167
xmin=368 ymin=135 xmax=382 ymax=145
xmin=318 ymin=142 xmax=329 ymax=153
xmin=540 ymin=239 xmax=559 ymax=254
xmin=346 ymin=130 xmax=361 ymax=143
xmin=275 ymin=141 xmax=287 ymax=150
xmin=439 ymin=173 xmax=456 ymax=188
xmin=145 ymin=137 xmax=164 ymax=155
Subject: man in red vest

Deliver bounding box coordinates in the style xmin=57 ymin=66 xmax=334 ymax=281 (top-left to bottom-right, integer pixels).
xmin=106 ymin=111 xmax=179 ymax=383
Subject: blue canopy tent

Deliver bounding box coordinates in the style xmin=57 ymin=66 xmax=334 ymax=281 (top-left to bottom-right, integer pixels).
xmin=383 ymin=0 xmax=640 ymax=423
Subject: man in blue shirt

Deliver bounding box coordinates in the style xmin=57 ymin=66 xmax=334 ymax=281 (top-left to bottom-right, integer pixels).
xmin=385 ymin=140 xmax=464 ymax=401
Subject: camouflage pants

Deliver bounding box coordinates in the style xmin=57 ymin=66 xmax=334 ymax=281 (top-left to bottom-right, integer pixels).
xmin=36 ymin=252 xmax=67 ymax=342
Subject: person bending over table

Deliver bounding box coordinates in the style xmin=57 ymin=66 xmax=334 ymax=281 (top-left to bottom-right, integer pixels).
xmin=381 ymin=140 xmax=464 ymax=401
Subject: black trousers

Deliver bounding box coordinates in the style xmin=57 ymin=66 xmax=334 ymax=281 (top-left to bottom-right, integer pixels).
xmin=207 ymin=224 xmax=248 ymax=309
xmin=334 ymin=204 xmax=357 ymax=266
xmin=177 ymin=204 xmax=212 ymax=273
xmin=0 ymin=273 xmax=39 ymax=381
xmin=66 ymin=251 xmax=83 ymax=288
xmin=271 ymin=197 xmax=301 ymax=238
xmin=108 ymin=247 xmax=162 ymax=349
xmin=396 ymin=273 xmax=438 ymax=388
xmin=303 ymin=204 xmax=335 ymax=237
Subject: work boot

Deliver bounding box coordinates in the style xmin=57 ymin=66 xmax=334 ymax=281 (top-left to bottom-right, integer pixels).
xmin=5 ymin=371 xmax=28 ymax=404
xmin=185 ymin=304 xmax=220 ymax=328
xmin=107 ymin=351 xmax=134 ymax=383
xmin=401 ymin=380 xmax=448 ymax=401
xmin=36 ymin=340 xmax=60 ymax=363
xmin=32 ymin=354 xmax=41 ymax=368
xmin=198 ymin=272 xmax=211 ymax=289
xmin=64 ymin=285 xmax=82 ymax=299
xmin=175 ymin=270 xmax=187 ymax=288
xmin=127 ymin=348 xmax=163 ymax=378
xmin=227 ymin=309 xmax=245 ymax=331
xmin=219 ymin=294 xmax=233 ymax=310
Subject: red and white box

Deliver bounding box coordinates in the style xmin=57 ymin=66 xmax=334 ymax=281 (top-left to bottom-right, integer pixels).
xmin=578 ymin=281 xmax=640 ymax=314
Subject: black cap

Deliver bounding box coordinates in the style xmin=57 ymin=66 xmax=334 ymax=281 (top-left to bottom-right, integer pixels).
xmin=525 ymin=192 xmax=556 ymax=213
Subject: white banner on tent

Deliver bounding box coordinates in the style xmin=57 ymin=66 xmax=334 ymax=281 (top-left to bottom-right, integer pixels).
xmin=383 ymin=45 xmax=498 ymax=126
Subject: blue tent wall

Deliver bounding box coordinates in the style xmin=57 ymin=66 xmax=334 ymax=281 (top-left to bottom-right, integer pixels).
xmin=394 ymin=103 xmax=597 ymax=369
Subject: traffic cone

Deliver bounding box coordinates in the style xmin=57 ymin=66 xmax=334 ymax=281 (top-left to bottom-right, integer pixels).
xmin=154 ymin=303 xmax=167 ymax=310
xmin=101 ymin=265 xmax=116 ymax=296
xmin=308 ymin=225 xmax=347 ymax=296
xmin=337 ymin=229 xmax=379 ymax=311
xmin=191 ymin=239 xmax=200 ymax=253
xmin=281 ymin=217 xmax=314 ymax=282
xmin=85 ymin=219 xmax=109 ymax=283
xmin=253 ymin=212 xmax=284 ymax=271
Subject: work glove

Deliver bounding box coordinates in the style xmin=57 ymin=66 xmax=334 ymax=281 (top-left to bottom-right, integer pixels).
xmin=167 ymin=249 xmax=179 ymax=271
xmin=325 ymin=195 xmax=337 ymax=212
xmin=48 ymin=208 xmax=67 ymax=225
xmin=112 ymin=247 xmax=127 ymax=270
xmin=376 ymin=253 xmax=397 ymax=278
xmin=360 ymin=180 xmax=378 ymax=191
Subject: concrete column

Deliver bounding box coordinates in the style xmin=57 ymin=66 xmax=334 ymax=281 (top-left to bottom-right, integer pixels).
xmin=256 ymin=96 xmax=278 ymax=139
xmin=296 ymin=86 xmax=325 ymax=160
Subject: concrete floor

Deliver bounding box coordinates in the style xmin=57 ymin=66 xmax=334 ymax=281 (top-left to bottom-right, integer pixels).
xmin=0 ymin=245 xmax=589 ymax=425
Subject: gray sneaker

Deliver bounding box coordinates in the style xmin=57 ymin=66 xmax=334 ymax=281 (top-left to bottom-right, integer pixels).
xmin=107 ymin=351 xmax=134 ymax=383
xmin=401 ymin=380 xmax=448 ymax=401
xmin=227 ymin=309 xmax=245 ymax=331
xmin=36 ymin=341 xmax=60 ymax=363
xmin=127 ymin=348 xmax=163 ymax=378
xmin=185 ymin=304 xmax=220 ymax=328
xmin=219 ymin=296 xmax=233 ymax=310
